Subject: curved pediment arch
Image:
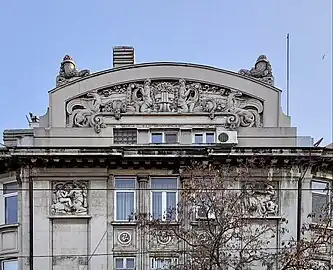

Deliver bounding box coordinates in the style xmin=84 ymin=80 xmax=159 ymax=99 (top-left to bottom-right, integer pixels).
xmin=49 ymin=62 xmax=283 ymax=130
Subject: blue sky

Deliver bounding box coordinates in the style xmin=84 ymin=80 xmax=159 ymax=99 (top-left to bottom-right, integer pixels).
xmin=0 ymin=0 xmax=331 ymax=145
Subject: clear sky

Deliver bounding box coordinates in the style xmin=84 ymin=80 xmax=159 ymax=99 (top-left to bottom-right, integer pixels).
xmin=0 ymin=0 xmax=332 ymax=145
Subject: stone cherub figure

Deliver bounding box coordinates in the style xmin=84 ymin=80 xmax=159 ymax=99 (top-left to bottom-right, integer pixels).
xmin=56 ymin=55 xmax=90 ymax=87
xmin=238 ymin=55 xmax=274 ymax=86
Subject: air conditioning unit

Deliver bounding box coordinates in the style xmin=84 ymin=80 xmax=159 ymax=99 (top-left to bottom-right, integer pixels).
xmin=216 ymin=130 xmax=238 ymax=145
xmin=195 ymin=206 xmax=215 ymax=220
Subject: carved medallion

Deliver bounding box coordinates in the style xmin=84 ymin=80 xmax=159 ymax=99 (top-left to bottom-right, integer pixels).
xmin=117 ymin=231 xmax=132 ymax=245
xmin=51 ymin=181 xmax=88 ymax=215
xmin=156 ymin=230 xmax=172 ymax=245
xmin=66 ymin=79 xmax=264 ymax=133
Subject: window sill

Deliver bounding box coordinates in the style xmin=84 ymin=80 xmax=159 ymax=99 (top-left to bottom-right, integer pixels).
xmin=0 ymin=223 xmax=19 ymax=230
xmin=110 ymin=221 xmax=137 ymax=226
xmin=48 ymin=215 xmax=91 ymax=219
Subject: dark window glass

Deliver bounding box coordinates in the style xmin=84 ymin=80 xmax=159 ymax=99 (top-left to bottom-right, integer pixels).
xmin=206 ymin=133 xmax=215 ymax=143
xmin=194 ymin=134 xmax=203 ymax=144
xmin=311 ymin=181 xmax=329 ymax=222
xmin=151 ymin=133 xmax=163 ymax=144
xmin=165 ymin=133 xmax=178 ymax=144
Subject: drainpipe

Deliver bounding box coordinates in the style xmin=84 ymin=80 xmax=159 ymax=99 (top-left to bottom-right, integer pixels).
xmin=28 ymin=165 xmax=34 ymax=270
xmin=296 ymin=176 xmax=302 ymax=242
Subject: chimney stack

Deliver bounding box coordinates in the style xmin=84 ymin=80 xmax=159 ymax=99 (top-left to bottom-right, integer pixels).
xmin=113 ymin=46 xmax=135 ymax=68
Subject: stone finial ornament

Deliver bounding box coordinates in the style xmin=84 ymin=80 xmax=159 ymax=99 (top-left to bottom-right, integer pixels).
xmin=238 ymin=55 xmax=274 ymax=86
xmin=56 ymin=55 xmax=90 ymax=87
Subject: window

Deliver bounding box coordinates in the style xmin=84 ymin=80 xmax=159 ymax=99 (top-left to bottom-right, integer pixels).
xmin=3 ymin=182 xmax=18 ymax=224
xmin=113 ymin=129 xmax=137 ymax=144
xmin=151 ymin=178 xmax=178 ymax=221
xmin=311 ymin=180 xmax=330 ymax=222
xmin=2 ymin=260 xmax=18 ymax=270
xmin=151 ymin=257 xmax=178 ymax=269
xmin=115 ymin=257 xmax=135 ymax=270
xmin=115 ymin=178 xmax=136 ymax=221
xmin=193 ymin=132 xmax=215 ymax=144
xmin=151 ymin=131 xmax=178 ymax=144
xmin=194 ymin=192 xmax=215 ymax=220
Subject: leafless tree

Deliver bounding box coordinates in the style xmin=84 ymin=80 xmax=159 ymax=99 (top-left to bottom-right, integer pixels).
xmin=135 ymin=160 xmax=332 ymax=270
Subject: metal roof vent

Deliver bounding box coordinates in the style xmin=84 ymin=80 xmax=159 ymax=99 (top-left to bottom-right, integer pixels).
xmin=113 ymin=46 xmax=135 ymax=68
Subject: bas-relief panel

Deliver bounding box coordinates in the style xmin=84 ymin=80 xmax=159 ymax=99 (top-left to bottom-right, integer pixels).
xmin=51 ymin=181 xmax=88 ymax=216
xmin=66 ymin=79 xmax=264 ymax=133
xmin=113 ymin=227 xmax=137 ymax=250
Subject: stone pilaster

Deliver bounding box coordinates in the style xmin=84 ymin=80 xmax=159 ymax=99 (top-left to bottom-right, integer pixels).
xmin=137 ymin=174 xmax=149 ymax=270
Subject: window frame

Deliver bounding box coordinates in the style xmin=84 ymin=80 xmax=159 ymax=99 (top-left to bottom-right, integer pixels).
xmin=114 ymin=257 xmax=136 ymax=269
xmin=114 ymin=177 xmax=136 ymax=222
xmin=192 ymin=131 xmax=215 ymax=144
xmin=311 ymin=179 xmax=331 ymax=223
xmin=150 ymin=257 xmax=178 ymax=270
xmin=193 ymin=191 xmax=216 ymax=220
xmin=150 ymin=130 xmax=179 ymax=144
xmin=3 ymin=181 xmax=18 ymax=225
xmin=150 ymin=177 xmax=179 ymax=221
xmin=2 ymin=259 xmax=18 ymax=270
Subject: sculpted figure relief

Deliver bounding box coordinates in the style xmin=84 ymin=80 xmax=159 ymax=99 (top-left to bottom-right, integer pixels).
xmin=56 ymin=55 xmax=90 ymax=87
xmin=242 ymin=182 xmax=278 ymax=217
xmin=52 ymin=181 xmax=88 ymax=215
xmin=239 ymin=55 xmax=274 ymax=86
xmin=66 ymin=79 xmax=263 ymax=133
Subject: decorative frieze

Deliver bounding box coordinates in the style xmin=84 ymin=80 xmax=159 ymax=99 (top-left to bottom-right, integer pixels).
xmin=51 ymin=181 xmax=88 ymax=215
xmin=117 ymin=231 xmax=132 ymax=246
xmin=66 ymin=79 xmax=264 ymax=133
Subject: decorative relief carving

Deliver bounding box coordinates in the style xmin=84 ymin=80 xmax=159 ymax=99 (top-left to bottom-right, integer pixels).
xmin=239 ymin=55 xmax=274 ymax=86
xmin=51 ymin=181 xmax=88 ymax=215
xmin=242 ymin=182 xmax=278 ymax=217
xmin=66 ymin=79 xmax=263 ymax=133
xmin=56 ymin=55 xmax=90 ymax=87
xmin=117 ymin=231 xmax=132 ymax=245
xmin=156 ymin=230 xmax=172 ymax=245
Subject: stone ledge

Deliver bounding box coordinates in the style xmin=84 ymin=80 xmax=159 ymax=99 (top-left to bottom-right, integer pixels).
xmin=48 ymin=215 xmax=91 ymax=219
xmin=0 ymin=223 xmax=19 ymax=231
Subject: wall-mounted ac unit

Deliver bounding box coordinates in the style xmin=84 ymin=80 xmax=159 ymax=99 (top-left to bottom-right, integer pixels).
xmin=216 ymin=130 xmax=238 ymax=145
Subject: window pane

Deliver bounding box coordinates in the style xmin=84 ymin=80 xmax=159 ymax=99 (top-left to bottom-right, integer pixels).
xmin=166 ymin=192 xmax=177 ymax=220
xmin=115 ymin=258 xmax=123 ymax=268
xmin=152 ymin=192 xmax=162 ymax=219
xmin=115 ymin=179 xmax=136 ymax=189
xmin=4 ymin=183 xmax=18 ymax=194
xmin=126 ymin=258 xmax=135 ymax=268
xmin=3 ymin=260 xmax=18 ymax=270
xmin=116 ymin=192 xmax=134 ymax=220
xmin=312 ymin=193 xmax=329 ymax=222
xmin=312 ymin=181 xmax=329 ymax=194
xmin=206 ymin=133 xmax=215 ymax=143
xmin=5 ymin=196 xmax=18 ymax=224
xmin=194 ymin=134 xmax=203 ymax=144
xmin=114 ymin=129 xmax=137 ymax=144
xmin=165 ymin=133 xmax=177 ymax=144
xmin=152 ymin=178 xmax=177 ymax=189
xmin=152 ymin=133 xmax=163 ymax=144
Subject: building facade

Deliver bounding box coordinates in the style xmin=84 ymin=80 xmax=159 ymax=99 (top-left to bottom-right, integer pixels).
xmin=0 ymin=48 xmax=332 ymax=270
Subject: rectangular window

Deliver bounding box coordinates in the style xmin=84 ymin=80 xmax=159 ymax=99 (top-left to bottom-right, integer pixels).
xmin=151 ymin=257 xmax=178 ymax=269
xmin=151 ymin=178 xmax=178 ymax=221
xmin=2 ymin=260 xmax=18 ymax=270
xmin=113 ymin=129 xmax=137 ymax=144
xmin=115 ymin=178 xmax=136 ymax=221
xmin=115 ymin=257 xmax=135 ymax=269
xmin=194 ymin=192 xmax=215 ymax=220
xmin=311 ymin=180 xmax=330 ymax=222
xmin=193 ymin=132 xmax=215 ymax=144
xmin=151 ymin=131 xmax=179 ymax=144
xmin=3 ymin=182 xmax=18 ymax=224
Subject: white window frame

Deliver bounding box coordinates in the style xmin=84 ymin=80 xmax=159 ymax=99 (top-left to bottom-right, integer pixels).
xmin=192 ymin=131 xmax=215 ymax=144
xmin=150 ymin=131 xmax=179 ymax=144
xmin=114 ymin=257 xmax=135 ymax=269
xmin=114 ymin=177 xmax=136 ymax=222
xmin=151 ymin=257 xmax=178 ymax=269
xmin=193 ymin=191 xmax=216 ymax=220
xmin=150 ymin=177 xmax=179 ymax=221
xmin=311 ymin=180 xmax=331 ymax=222
xmin=2 ymin=181 xmax=18 ymax=225
xmin=2 ymin=259 xmax=18 ymax=270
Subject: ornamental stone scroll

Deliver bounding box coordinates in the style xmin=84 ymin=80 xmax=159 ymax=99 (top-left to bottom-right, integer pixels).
xmin=66 ymin=79 xmax=264 ymax=133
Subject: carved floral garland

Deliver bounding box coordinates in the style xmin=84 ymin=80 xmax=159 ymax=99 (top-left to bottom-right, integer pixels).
xmin=66 ymin=79 xmax=264 ymax=133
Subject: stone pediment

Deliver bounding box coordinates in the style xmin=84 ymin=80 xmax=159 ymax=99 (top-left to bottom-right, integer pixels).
xmin=66 ymin=78 xmax=264 ymax=133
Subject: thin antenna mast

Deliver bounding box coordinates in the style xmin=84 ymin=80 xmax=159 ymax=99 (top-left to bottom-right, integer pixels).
xmin=286 ymin=33 xmax=290 ymax=116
